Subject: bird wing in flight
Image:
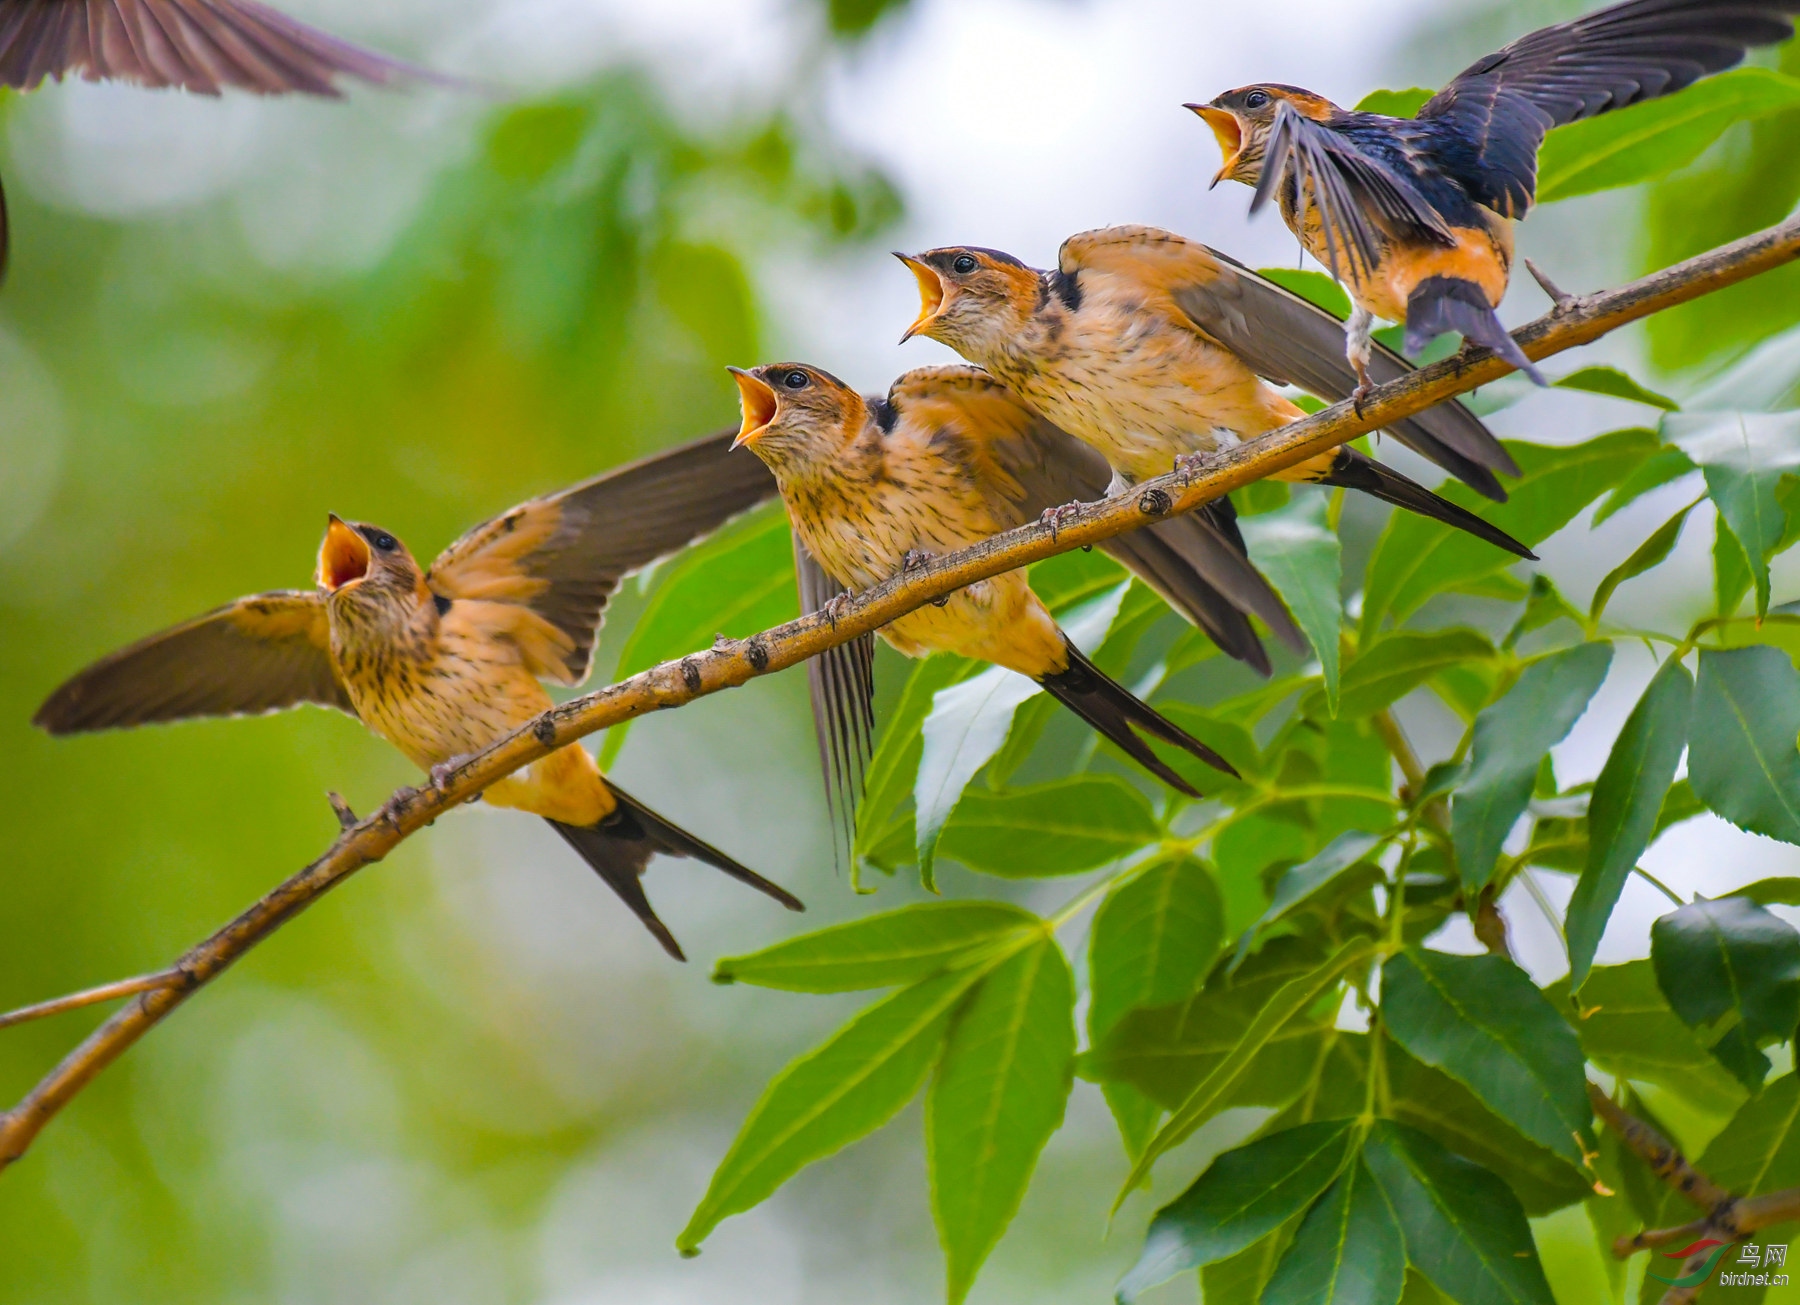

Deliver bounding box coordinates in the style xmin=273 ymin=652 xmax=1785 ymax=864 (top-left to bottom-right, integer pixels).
xmin=33 ymin=589 xmax=353 ymax=733
xmin=428 ymin=429 xmax=777 ymax=686
xmin=1251 ymin=102 xmax=1457 ymax=278
xmin=1419 ymin=0 xmax=1800 ymax=215
xmin=0 ymin=0 xmax=433 ymax=95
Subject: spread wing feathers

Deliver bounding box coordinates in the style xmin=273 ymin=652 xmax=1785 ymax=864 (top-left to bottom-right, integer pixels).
xmin=33 ymin=589 xmax=353 ymax=734
xmin=793 ymin=534 xmax=875 ymax=863
xmin=428 ymin=429 xmax=778 ymax=686
xmin=892 ymin=363 xmax=1301 ymax=672
xmin=1421 ymin=0 xmax=1800 ymax=215
xmin=1251 ymin=103 xmax=1456 ymax=278
xmin=1064 ymin=227 xmax=1517 ymax=494
xmin=0 ymin=0 xmax=428 ymax=95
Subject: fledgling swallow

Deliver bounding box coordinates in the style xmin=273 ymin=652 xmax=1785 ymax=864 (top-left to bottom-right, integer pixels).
xmin=896 ymin=226 xmax=1534 ymax=561
xmin=0 ymin=0 xmax=449 ymax=277
xmin=730 ymin=361 xmax=1246 ymax=840
xmin=33 ymin=432 xmax=800 ymax=961
xmin=1191 ymin=0 xmax=1800 ymax=390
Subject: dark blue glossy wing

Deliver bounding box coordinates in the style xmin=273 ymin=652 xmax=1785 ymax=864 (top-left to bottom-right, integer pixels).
xmin=1420 ymin=0 xmax=1800 ymax=215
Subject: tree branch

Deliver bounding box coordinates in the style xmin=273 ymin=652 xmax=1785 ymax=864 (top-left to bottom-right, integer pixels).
xmin=4 ymin=215 xmax=1798 ymax=1176
xmin=1589 ymin=1080 xmax=1800 ymax=1303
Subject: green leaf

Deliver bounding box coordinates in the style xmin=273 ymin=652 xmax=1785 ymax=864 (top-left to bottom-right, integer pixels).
xmin=915 ymin=585 xmax=1129 ymax=876
xmin=1653 ymin=778 xmax=1707 ymax=841
xmin=1363 ymin=1121 xmax=1556 ymax=1305
xmin=1567 ymin=657 xmax=1694 ymax=990
xmin=1667 ymin=409 xmax=1800 ymax=614
xmin=599 ymin=506 xmax=795 ymax=765
xmin=1715 ymin=512 xmax=1756 ymax=618
xmin=1730 ymin=877 xmax=1800 ymax=906
xmin=855 ymin=654 xmax=975 ymax=869
xmin=1690 ymin=646 xmax=1800 ymax=844
xmin=1204 ymin=1216 xmax=1306 ymax=1304
xmin=1382 ymin=948 xmax=1593 ymax=1168
xmin=1232 ymin=831 xmax=1385 ymax=971
xmin=1505 ymin=573 xmax=1585 ymax=650
xmin=1588 ymin=503 xmax=1697 ymax=624
xmin=1555 ymin=366 xmax=1680 ymax=412
xmin=1560 ymin=962 xmax=1747 ymax=1118
xmin=936 ymin=775 xmax=1161 ymax=879
xmin=1354 ymin=87 xmax=1435 ymax=118
xmin=678 ymin=967 xmax=980 ymax=1253
xmin=1082 ymin=939 xmax=1338 ymax=1111
xmin=1539 ymin=67 xmax=1800 ymax=203
xmin=1328 ymin=629 xmax=1496 ymax=719
xmin=1362 ymin=431 xmax=1656 ymax=636
xmin=1452 ymin=643 xmax=1613 ymax=891
xmin=1088 ymin=853 xmax=1225 ymax=1041
xmin=1244 ymin=494 xmax=1344 ymax=714
xmin=1029 ymin=547 xmax=1130 ymax=610
xmin=1263 ymin=1159 xmax=1406 ymax=1305
xmin=1385 ymin=1041 xmax=1593 ymax=1217
xmin=1114 ymin=1120 xmax=1359 ymax=1302
xmin=712 ymin=901 xmax=1037 ymax=992
xmin=1652 ymin=895 xmax=1800 ymax=1089
xmin=928 ymin=935 xmax=1076 ymax=1305
xmin=1591 ymin=443 xmax=1699 ymax=526
xmin=1118 ymin=939 xmax=1376 ymax=1202
xmin=1259 ymin=268 xmax=1354 ymax=319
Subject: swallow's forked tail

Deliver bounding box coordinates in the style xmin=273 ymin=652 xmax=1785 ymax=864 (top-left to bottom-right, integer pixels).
xmin=1403 ymin=275 xmax=1545 ymax=386
xmin=1317 ymin=447 xmax=1536 ymax=561
xmin=1036 ymin=637 xmax=1238 ymax=796
xmin=549 ymin=785 xmax=803 ymax=962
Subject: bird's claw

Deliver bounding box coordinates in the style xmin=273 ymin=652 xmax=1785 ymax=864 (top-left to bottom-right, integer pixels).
xmin=1174 ymin=451 xmax=1211 ymax=482
xmin=1039 ymin=502 xmax=1083 ymax=538
xmin=822 ymin=592 xmax=853 ymax=627
xmin=902 ymin=548 xmax=935 ymax=573
xmin=1350 ymin=382 xmax=1373 ymax=416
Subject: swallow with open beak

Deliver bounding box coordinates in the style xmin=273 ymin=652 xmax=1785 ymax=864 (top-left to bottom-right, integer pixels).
xmin=730 ymin=360 xmax=1249 ymax=844
xmin=0 ymin=0 xmax=448 ymax=277
xmin=1191 ymin=0 xmax=1800 ymax=390
xmin=33 ymin=433 xmax=799 ymax=961
xmin=896 ymin=226 xmax=1534 ymax=561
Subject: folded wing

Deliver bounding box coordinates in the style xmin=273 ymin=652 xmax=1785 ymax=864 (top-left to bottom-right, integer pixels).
xmin=1061 ymin=226 xmax=1519 ymax=497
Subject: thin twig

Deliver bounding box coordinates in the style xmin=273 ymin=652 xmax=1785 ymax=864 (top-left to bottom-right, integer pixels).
xmin=4 ymin=214 xmax=1799 ymax=1175
xmin=0 ymin=971 xmax=183 ymax=1031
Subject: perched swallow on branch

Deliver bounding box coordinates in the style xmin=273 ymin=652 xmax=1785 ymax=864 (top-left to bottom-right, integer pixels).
xmin=0 ymin=0 xmax=449 ymax=276
xmin=897 ymin=226 xmax=1533 ymax=558
xmin=1191 ymin=0 xmax=1800 ymax=390
xmin=33 ymin=433 xmax=800 ymax=961
xmin=730 ymin=360 xmax=1249 ymax=845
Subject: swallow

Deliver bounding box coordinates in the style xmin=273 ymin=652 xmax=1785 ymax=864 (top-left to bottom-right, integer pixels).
xmin=0 ymin=0 xmax=444 ymax=277
xmin=1191 ymin=0 xmax=1800 ymax=390
xmin=33 ymin=432 xmax=800 ymax=961
xmin=897 ymin=227 xmax=1535 ymax=564
xmin=730 ymin=360 xmax=1256 ymax=842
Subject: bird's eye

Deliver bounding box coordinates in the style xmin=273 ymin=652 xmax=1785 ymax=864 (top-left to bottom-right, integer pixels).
xmin=951 ymin=254 xmax=978 ymax=275
xmin=782 ymin=369 xmax=810 ymax=390
xmin=1245 ymin=90 xmax=1270 ymax=109
xmin=370 ymin=532 xmax=398 ymax=553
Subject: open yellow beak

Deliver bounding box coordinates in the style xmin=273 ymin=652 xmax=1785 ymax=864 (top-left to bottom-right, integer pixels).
xmin=318 ymin=514 xmax=372 ymax=592
xmin=896 ymin=253 xmax=946 ymax=343
xmin=1186 ymin=104 xmax=1244 ymax=187
xmin=728 ymin=367 xmax=778 ymax=449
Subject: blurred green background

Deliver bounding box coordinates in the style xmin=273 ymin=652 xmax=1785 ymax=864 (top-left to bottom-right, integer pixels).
xmin=3 ymin=0 xmax=1799 ymax=1300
